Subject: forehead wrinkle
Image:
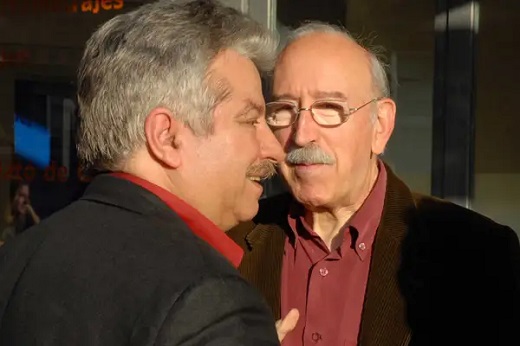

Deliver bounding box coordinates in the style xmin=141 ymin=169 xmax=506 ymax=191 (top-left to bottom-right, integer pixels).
xmin=310 ymin=90 xmax=348 ymax=100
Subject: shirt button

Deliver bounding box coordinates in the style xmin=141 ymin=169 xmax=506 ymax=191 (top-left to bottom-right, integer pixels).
xmin=311 ymin=332 xmax=322 ymax=342
xmin=319 ymin=267 xmax=328 ymax=276
xmin=358 ymin=242 xmax=366 ymax=251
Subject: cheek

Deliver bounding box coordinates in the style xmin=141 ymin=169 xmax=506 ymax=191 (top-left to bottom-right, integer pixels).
xmin=333 ymin=131 xmax=373 ymax=178
xmin=226 ymin=131 xmax=260 ymax=172
xmin=191 ymin=139 xmax=229 ymax=178
xmin=273 ymin=129 xmax=290 ymax=148
xmin=343 ymin=120 xmax=373 ymax=149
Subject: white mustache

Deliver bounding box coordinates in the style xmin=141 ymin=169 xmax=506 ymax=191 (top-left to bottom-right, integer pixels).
xmin=286 ymin=144 xmax=335 ymax=165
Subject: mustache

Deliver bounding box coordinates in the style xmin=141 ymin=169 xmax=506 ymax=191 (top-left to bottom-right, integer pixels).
xmin=286 ymin=144 xmax=335 ymax=165
xmin=246 ymin=159 xmax=278 ymax=180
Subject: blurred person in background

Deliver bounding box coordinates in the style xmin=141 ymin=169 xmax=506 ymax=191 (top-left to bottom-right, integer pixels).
xmin=0 ymin=180 xmax=40 ymax=245
xmin=0 ymin=0 xmax=297 ymax=344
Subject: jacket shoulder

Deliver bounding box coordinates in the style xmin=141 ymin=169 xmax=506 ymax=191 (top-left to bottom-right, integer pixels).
xmin=411 ymin=192 xmax=517 ymax=240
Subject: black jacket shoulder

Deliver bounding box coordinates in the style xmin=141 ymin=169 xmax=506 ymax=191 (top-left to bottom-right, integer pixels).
xmin=0 ymin=176 xmax=279 ymax=345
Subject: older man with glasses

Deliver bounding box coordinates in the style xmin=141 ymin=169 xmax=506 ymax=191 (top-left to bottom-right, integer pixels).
xmin=229 ymin=22 xmax=520 ymax=346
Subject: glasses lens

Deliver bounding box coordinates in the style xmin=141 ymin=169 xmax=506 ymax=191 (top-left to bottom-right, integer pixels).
xmin=266 ymin=103 xmax=295 ymax=127
xmin=312 ymin=101 xmax=345 ymax=126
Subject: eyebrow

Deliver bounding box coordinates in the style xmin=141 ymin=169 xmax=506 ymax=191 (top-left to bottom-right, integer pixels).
xmin=237 ymin=99 xmax=264 ymax=117
xmin=272 ymin=90 xmax=348 ymax=101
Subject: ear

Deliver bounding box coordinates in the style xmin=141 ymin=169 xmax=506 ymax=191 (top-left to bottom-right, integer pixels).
xmin=144 ymin=107 xmax=182 ymax=169
xmin=371 ymin=98 xmax=396 ymax=155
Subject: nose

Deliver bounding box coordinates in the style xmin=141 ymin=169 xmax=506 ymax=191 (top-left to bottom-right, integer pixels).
xmin=257 ymin=120 xmax=285 ymax=163
xmin=293 ymin=108 xmax=319 ymax=147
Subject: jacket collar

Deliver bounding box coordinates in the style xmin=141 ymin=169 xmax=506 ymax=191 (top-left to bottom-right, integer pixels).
xmin=80 ymin=174 xmax=175 ymax=220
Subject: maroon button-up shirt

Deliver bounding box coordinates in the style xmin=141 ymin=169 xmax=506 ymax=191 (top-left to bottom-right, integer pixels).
xmin=281 ymin=163 xmax=387 ymax=346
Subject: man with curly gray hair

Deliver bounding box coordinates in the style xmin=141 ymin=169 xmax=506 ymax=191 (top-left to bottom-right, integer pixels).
xmin=0 ymin=1 xmax=291 ymax=344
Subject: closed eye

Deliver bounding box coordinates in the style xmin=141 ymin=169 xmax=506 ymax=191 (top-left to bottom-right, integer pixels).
xmin=240 ymin=117 xmax=261 ymax=127
xmin=250 ymin=119 xmax=260 ymax=126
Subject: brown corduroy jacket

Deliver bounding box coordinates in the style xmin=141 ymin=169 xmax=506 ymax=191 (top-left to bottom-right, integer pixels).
xmin=228 ymin=164 xmax=520 ymax=346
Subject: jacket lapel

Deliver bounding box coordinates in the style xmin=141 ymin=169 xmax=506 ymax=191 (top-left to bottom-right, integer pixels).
xmin=358 ymin=166 xmax=414 ymax=346
xmin=229 ymin=194 xmax=293 ymax=320
xmin=242 ymin=224 xmax=286 ymax=320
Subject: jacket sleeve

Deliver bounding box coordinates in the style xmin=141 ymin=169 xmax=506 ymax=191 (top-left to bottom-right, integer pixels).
xmin=154 ymin=275 xmax=280 ymax=346
xmin=496 ymin=226 xmax=520 ymax=344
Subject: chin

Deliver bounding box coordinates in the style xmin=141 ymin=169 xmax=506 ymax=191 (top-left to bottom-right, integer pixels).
xmin=236 ymin=202 xmax=259 ymax=224
xmin=291 ymin=185 xmax=332 ymax=209
xmin=295 ymin=195 xmax=330 ymax=210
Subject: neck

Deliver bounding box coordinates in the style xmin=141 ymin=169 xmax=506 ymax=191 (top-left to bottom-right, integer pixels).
xmin=122 ymin=156 xmax=225 ymax=229
xmin=303 ymin=161 xmax=380 ymax=250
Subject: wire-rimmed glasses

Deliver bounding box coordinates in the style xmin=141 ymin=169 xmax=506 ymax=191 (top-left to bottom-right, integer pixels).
xmin=265 ymin=97 xmax=382 ymax=128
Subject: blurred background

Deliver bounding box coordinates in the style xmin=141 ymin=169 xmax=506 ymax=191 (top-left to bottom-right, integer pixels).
xmin=0 ymin=0 xmax=518 ymax=237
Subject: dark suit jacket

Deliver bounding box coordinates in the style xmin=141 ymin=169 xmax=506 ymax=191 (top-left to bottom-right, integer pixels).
xmin=228 ymin=165 xmax=520 ymax=346
xmin=0 ymin=175 xmax=279 ymax=345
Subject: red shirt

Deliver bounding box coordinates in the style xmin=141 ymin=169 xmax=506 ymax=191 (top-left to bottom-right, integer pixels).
xmin=281 ymin=163 xmax=387 ymax=346
xmin=112 ymin=172 xmax=244 ymax=268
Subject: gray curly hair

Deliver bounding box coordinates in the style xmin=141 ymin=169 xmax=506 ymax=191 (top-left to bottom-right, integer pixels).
xmin=77 ymin=0 xmax=278 ymax=171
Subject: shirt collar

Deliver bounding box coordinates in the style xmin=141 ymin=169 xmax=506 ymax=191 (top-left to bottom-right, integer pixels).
xmin=286 ymin=160 xmax=387 ymax=261
xmin=347 ymin=160 xmax=387 ymax=260
xmin=111 ymin=172 xmax=244 ymax=268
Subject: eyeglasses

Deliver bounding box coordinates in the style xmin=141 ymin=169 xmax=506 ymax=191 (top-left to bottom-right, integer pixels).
xmin=265 ymin=97 xmax=382 ymax=128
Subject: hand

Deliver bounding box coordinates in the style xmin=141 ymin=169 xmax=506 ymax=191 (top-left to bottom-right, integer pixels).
xmin=25 ymin=204 xmax=34 ymax=213
xmin=18 ymin=203 xmax=34 ymax=215
xmin=25 ymin=204 xmax=41 ymax=224
xmin=275 ymin=308 xmax=299 ymax=343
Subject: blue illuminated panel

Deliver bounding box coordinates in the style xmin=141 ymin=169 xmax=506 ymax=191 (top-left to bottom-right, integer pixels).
xmin=14 ymin=115 xmax=51 ymax=168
